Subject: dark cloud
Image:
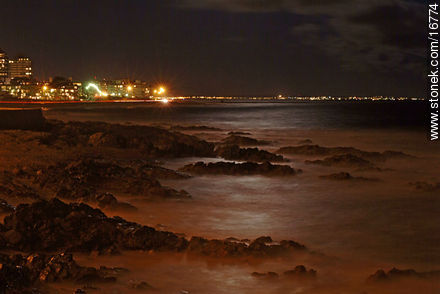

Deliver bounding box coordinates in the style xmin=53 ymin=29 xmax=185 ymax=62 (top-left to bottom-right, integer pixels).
xmin=181 ymin=0 xmax=426 ymax=73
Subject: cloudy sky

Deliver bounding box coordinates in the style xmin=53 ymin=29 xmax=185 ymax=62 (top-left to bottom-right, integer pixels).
xmin=0 ymin=0 xmax=426 ymax=96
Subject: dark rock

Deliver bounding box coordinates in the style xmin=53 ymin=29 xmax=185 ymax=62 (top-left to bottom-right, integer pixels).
xmin=0 ymin=198 xmax=15 ymax=213
xmin=188 ymin=235 xmax=306 ymax=258
xmin=35 ymin=158 xmax=191 ymax=201
xmin=215 ymin=145 xmax=286 ymax=163
xmin=95 ymin=193 xmax=136 ymax=211
xmin=0 ymin=173 xmax=41 ymax=200
xmin=0 ymin=198 xmax=188 ymax=253
xmin=277 ymin=145 xmax=412 ymax=161
xmin=40 ymin=120 xmax=216 ymax=158
xmin=228 ymin=131 xmax=252 ymax=136
xmin=0 ymin=252 xmax=120 ymax=293
xmin=367 ymin=267 xmax=440 ymax=282
xmin=220 ymin=135 xmax=270 ymax=146
xmin=178 ymin=161 xmax=299 ymax=176
xmin=129 ymin=280 xmax=154 ymax=290
xmin=409 ymin=181 xmax=440 ymax=192
xmin=170 ymin=125 xmax=222 ymax=131
xmin=305 ymin=154 xmax=376 ymax=169
xmin=319 ymin=172 xmax=377 ymax=181
xmin=283 ymin=265 xmax=317 ymax=278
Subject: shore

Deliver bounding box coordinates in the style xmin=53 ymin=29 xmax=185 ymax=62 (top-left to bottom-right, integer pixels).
xmin=0 ymin=108 xmax=439 ymax=293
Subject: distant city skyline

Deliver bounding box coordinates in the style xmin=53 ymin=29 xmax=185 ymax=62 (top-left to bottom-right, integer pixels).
xmin=0 ymin=0 xmax=426 ymax=97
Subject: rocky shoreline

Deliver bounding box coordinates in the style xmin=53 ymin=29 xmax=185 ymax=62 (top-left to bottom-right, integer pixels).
xmin=0 ymin=117 xmax=438 ymax=293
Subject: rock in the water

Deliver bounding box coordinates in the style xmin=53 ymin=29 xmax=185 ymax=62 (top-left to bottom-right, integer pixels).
xmin=40 ymin=120 xmax=216 ymax=158
xmin=305 ymin=154 xmax=376 ymax=169
xmin=215 ymin=145 xmax=286 ymax=163
xmin=220 ymin=135 xmax=270 ymax=146
xmin=0 ymin=252 xmax=120 ymax=293
xmin=277 ymin=144 xmax=411 ymax=161
xmin=319 ymin=172 xmax=377 ymax=181
xmin=409 ymin=181 xmax=440 ymax=192
xmin=178 ymin=161 xmax=299 ymax=176
xmin=367 ymin=268 xmax=440 ymax=282
xmin=35 ymin=158 xmax=191 ymax=201
xmin=283 ymin=265 xmax=317 ymax=279
xmin=0 ymin=198 xmax=188 ymax=253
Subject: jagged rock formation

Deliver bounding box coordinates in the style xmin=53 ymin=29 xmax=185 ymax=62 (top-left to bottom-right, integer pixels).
xmin=277 ymin=144 xmax=411 ymax=161
xmin=220 ymin=135 xmax=270 ymax=146
xmin=215 ymin=145 xmax=286 ymax=162
xmin=179 ymin=161 xmax=299 ymax=176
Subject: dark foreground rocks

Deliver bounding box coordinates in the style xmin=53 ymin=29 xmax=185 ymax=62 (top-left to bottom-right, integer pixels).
xmin=35 ymin=157 xmax=190 ymax=201
xmin=251 ymin=265 xmax=317 ymax=281
xmin=409 ymin=181 xmax=440 ymax=192
xmin=187 ymin=236 xmax=306 ymax=258
xmin=0 ymin=252 xmax=121 ymax=293
xmin=179 ymin=161 xmax=300 ymax=176
xmin=305 ymin=154 xmax=378 ymax=169
xmin=0 ymin=108 xmax=46 ymax=131
xmin=0 ymin=198 xmax=188 ymax=253
xmin=39 ymin=120 xmax=216 ymax=158
xmin=277 ymin=144 xmax=411 ymax=162
xmin=0 ymin=199 xmax=307 ymax=258
xmin=319 ymin=172 xmax=377 ymax=181
xmin=367 ymin=268 xmax=440 ymax=282
xmin=220 ymin=135 xmax=270 ymax=146
xmin=215 ymin=144 xmax=286 ymax=163
xmin=0 ymin=198 xmax=15 ymax=214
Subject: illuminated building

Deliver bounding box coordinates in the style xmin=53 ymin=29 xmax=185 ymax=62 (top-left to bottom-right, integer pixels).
xmin=85 ymin=79 xmax=150 ymax=99
xmin=9 ymin=56 xmax=32 ymax=80
xmin=0 ymin=48 xmax=8 ymax=84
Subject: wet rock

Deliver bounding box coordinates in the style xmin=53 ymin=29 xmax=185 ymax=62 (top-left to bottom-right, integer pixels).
xmin=283 ymin=265 xmax=317 ymax=279
xmin=319 ymin=172 xmax=378 ymax=181
xmin=305 ymin=154 xmax=377 ymax=169
xmin=367 ymin=268 xmax=440 ymax=282
xmin=129 ymin=280 xmax=154 ymax=290
xmin=95 ymin=193 xmax=136 ymax=211
xmin=170 ymin=125 xmax=222 ymax=131
xmin=0 ymin=198 xmax=15 ymax=213
xmin=220 ymin=135 xmax=270 ymax=146
xmin=35 ymin=158 xmax=191 ymax=201
xmin=409 ymin=181 xmax=440 ymax=192
xmin=277 ymin=145 xmax=412 ymax=161
xmin=0 ymin=198 xmax=188 ymax=253
xmin=0 ymin=173 xmax=41 ymax=200
xmin=40 ymin=120 xmax=216 ymax=158
xmin=188 ymin=235 xmax=306 ymax=258
xmin=178 ymin=161 xmax=299 ymax=176
xmin=215 ymin=145 xmax=286 ymax=163
xmin=228 ymin=131 xmax=252 ymax=136
xmin=0 ymin=252 xmax=120 ymax=293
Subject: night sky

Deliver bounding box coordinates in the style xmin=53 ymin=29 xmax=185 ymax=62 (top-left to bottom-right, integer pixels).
xmin=0 ymin=0 xmax=426 ymax=97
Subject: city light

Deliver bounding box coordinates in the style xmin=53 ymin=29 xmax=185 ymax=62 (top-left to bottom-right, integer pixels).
xmin=161 ymin=98 xmax=169 ymax=104
xmin=85 ymin=83 xmax=104 ymax=96
xmin=127 ymin=85 xmax=133 ymax=91
xmin=42 ymin=86 xmax=48 ymax=91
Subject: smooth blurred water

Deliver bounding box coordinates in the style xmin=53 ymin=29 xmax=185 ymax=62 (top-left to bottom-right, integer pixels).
xmin=34 ymin=100 xmax=426 ymax=130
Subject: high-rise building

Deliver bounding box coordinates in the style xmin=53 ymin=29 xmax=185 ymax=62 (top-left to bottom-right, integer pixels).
xmin=9 ymin=56 xmax=32 ymax=80
xmin=0 ymin=49 xmax=8 ymax=84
